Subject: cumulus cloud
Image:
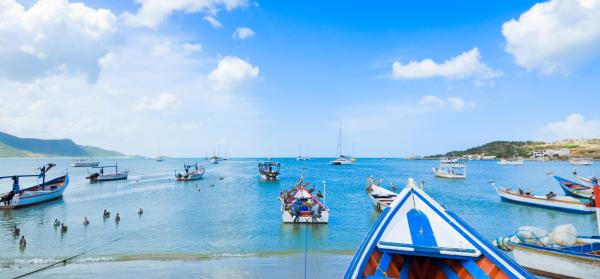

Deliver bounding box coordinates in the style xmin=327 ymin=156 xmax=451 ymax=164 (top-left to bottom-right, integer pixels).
xmin=392 ymin=48 xmax=501 ymax=82
xmin=418 ymin=95 xmax=444 ymax=106
xmin=0 ymin=0 xmax=118 ymax=81
xmin=123 ymin=0 xmax=248 ymax=28
xmin=232 ymin=27 xmax=255 ymax=40
xmin=419 ymin=95 xmax=475 ymax=111
xmin=502 ymin=0 xmax=600 ymax=74
xmin=540 ymin=113 xmax=600 ymax=140
xmin=182 ymin=43 xmax=203 ymax=52
xmin=208 ymin=56 xmax=259 ymax=91
xmin=133 ymin=93 xmax=178 ymax=111
xmin=203 ymin=15 xmax=223 ymax=29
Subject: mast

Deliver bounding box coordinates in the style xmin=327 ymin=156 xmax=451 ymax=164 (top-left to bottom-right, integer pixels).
xmin=337 ymin=121 xmax=342 ymax=156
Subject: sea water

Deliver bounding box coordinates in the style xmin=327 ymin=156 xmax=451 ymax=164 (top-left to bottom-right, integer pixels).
xmin=1 ymin=158 xmax=599 ymax=278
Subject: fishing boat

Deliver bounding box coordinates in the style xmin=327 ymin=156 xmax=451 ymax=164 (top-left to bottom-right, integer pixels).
xmin=258 ymin=161 xmax=280 ymax=181
xmin=365 ymin=177 xmax=397 ymax=211
xmin=573 ymin=170 xmax=595 ymax=184
xmin=86 ymin=164 xmax=128 ymax=182
xmin=71 ymin=158 xmax=100 ymax=167
xmin=490 ymin=181 xmax=594 ymax=213
xmin=345 ymin=177 xmax=532 ymax=279
xmin=0 ymin=164 xmax=69 ymax=209
xmin=498 ymin=157 xmax=524 ymax=165
xmin=279 ymin=175 xmax=328 ymax=223
xmin=433 ymin=159 xmax=466 ymax=179
xmin=175 ymin=163 xmax=205 ymax=181
xmin=330 ymin=121 xmax=354 ymax=165
xmin=569 ymin=157 xmax=594 ymax=165
xmin=554 ymin=175 xmax=593 ymax=199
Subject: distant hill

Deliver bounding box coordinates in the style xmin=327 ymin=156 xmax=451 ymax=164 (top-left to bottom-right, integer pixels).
xmin=426 ymin=139 xmax=600 ymax=159
xmin=0 ymin=131 xmax=124 ymax=158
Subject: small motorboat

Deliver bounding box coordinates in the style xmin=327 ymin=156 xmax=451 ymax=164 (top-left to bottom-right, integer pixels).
xmin=498 ymin=158 xmax=524 ymax=165
xmin=87 ymin=164 xmax=128 ymax=182
xmin=71 ymin=158 xmax=100 ymax=167
xmin=554 ymin=175 xmax=593 ymax=199
xmin=569 ymin=157 xmax=594 ymax=165
xmin=491 ymin=181 xmax=594 ymax=213
xmin=0 ymin=164 xmax=69 ymax=209
xmin=345 ymin=178 xmax=532 ymax=279
xmin=279 ymin=175 xmax=328 ymax=223
xmin=175 ymin=163 xmax=204 ymax=181
xmin=365 ymin=177 xmax=397 ymax=211
xmin=433 ymin=158 xmax=466 ymax=179
xmin=258 ymin=161 xmax=280 ymax=181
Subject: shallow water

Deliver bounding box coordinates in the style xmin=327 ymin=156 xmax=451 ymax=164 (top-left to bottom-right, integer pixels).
xmin=1 ymin=158 xmax=599 ymax=277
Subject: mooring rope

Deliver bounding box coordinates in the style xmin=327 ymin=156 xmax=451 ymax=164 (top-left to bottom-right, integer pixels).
xmin=13 ymin=237 xmax=121 ymax=279
xmin=304 ymin=220 xmax=309 ymax=279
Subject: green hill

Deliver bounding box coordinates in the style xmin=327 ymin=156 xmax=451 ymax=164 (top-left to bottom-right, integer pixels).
xmin=0 ymin=131 xmax=124 ymax=158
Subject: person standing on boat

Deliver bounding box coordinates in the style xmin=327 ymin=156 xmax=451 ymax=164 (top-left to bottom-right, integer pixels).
xmin=292 ymin=200 xmax=302 ymax=223
xmin=311 ymin=203 xmax=321 ymax=221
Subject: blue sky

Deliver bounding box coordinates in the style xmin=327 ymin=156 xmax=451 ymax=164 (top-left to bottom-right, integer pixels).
xmin=1 ymin=0 xmax=599 ymax=157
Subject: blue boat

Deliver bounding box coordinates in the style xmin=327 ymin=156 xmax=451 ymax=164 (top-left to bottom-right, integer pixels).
xmin=0 ymin=164 xmax=69 ymax=209
xmin=554 ymin=175 xmax=592 ymax=199
xmin=345 ymin=178 xmax=532 ymax=279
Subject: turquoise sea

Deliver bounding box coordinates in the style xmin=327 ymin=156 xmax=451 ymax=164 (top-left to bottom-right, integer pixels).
xmin=1 ymin=158 xmax=599 ymax=278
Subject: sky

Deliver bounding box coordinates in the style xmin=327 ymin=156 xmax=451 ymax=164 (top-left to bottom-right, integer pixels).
xmin=0 ymin=0 xmax=599 ymax=157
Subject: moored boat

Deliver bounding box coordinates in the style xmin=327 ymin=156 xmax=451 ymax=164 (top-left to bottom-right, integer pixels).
xmin=554 ymin=175 xmax=593 ymax=199
xmin=258 ymin=161 xmax=280 ymax=181
xmin=279 ymin=176 xmax=328 ymax=223
xmin=491 ymin=181 xmax=594 ymax=213
xmin=569 ymin=157 xmax=594 ymax=165
xmin=573 ymin=170 xmax=595 ymax=184
xmin=498 ymin=158 xmax=524 ymax=165
xmin=209 ymin=155 xmax=219 ymax=164
xmin=346 ymin=178 xmax=532 ymax=279
xmin=71 ymin=158 xmax=100 ymax=167
xmin=175 ymin=163 xmax=205 ymax=181
xmin=0 ymin=164 xmax=69 ymax=209
xmin=365 ymin=177 xmax=397 ymax=211
xmin=87 ymin=164 xmax=128 ymax=182
xmin=330 ymin=121 xmax=353 ymax=165
xmin=433 ymin=158 xmax=466 ymax=179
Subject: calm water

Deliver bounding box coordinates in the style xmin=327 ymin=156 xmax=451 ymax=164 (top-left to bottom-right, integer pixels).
xmin=1 ymin=158 xmax=599 ymax=277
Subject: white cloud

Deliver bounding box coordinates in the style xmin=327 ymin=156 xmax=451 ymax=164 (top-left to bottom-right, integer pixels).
xmin=447 ymin=97 xmax=476 ymax=111
xmin=123 ymin=0 xmax=248 ymax=28
xmin=133 ymin=93 xmax=178 ymax=111
xmin=418 ymin=95 xmax=444 ymax=106
xmin=392 ymin=48 xmax=501 ymax=82
xmin=232 ymin=27 xmax=255 ymax=40
xmin=0 ymin=0 xmax=118 ymax=81
xmin=203 ymin=15 xmax=223 ymax=29
xmin=182 ymin=43 xmax=203 ymax=52
xmin=208 ymin=56 xmax=259 ymax=91
xmin=418 ymin=95 xmax=475 ymax=111
xmin=540 ymin=113 xmax=600 ymax=140
xmin=502 ymin=0 xmax=600 ymax=74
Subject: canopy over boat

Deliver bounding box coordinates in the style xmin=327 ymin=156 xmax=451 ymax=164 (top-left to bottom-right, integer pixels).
xmin=346 ymin=179 xmax=532 ymax=279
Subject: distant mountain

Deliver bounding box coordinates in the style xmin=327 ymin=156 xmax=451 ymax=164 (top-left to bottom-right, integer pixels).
xmin=0 ymin=131 xmax=124 ymax=158
xmin=426 ymin=139 xmax=600 ymax=159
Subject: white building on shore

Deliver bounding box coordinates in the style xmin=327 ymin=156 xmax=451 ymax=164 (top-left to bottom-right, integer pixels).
xmin=532 ymin=148 xmax=570 ymax=159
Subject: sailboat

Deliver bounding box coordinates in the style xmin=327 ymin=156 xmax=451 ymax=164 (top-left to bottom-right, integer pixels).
xmin=296 ymin=145 xmax=311 ymax=161
xmin=0 ymin=164 xmax=69 ymax=209
xmin=330 ymin=122 xmax=353 ymax=165
xmin=345 ymin=178 xmax=532 ymax=278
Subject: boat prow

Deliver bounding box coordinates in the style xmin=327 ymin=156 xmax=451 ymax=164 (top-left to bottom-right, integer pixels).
xmin=554 ymin=175 xmax=592 ymax=199
xmin=346 ymin=179 xmax=532 ymax=278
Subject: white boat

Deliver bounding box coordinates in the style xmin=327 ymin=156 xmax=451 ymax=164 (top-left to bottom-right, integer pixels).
xmin=296 ymin=146 xmax=311 ymax=161
xmin=209 ymin=156 xmax=219 ymax=164
xmin=570 ymin=157 xmax=594 ymax=165
xmin=433 ymin=159 xmax=466 ymax=179
xmin=491 ymin=182 xmax=594 ymax=213
xmin=71 ymin=158 xmax=100 ymax=167
xmin=345 ymin=177 xmax=533 ymax=279
xmin=0 ymin=164 xmax=69 ymax=209
xmin=155 ymin=156 xmax=166 ymax=162
xmin=498 ymin=158 xmax=524 ymax=165
xmin=440 ymin=157 xmax=459 ymax=164
xmin=330 ymin=122 xmax=353 ymax=165
xmin=365 ymin=177 xmax=397 ymax=211
xmin=175 ymin=163 xmax=204 ymax=181
xmin=87 ymin=164 xmax=128 ymax=182
xmin=280 ymin=176 xmax=328 ymax=223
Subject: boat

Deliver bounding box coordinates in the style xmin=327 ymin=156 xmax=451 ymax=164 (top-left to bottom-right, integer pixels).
xmin=440 ymin=157 xmax=459 ymax=164
xmin=175 ymin=163 xmax=204 ymax=181
xmin=491 ymin=181 xmax=594 ymax=213
xmin=330 ymin=121 xmax=354 ymax=165
xmin=279 ymin=175 xmax=328 ymax=223
xmin=296 ymin=146 xmax=311 ymax=161
xmin=573 ymin=170 xmax=595 ymax=184
xmin=258 ymin=161 xmax=280 ymax=181
xmin=71 ymin=158 xmax=100 ymax=167
xmin=554 ymin=175 xmax=593 ymax=199
xmin=0 ymin=164 xmax=69 ymax=209
xmin=433 ymin=159 xmax=466 ymax=179
xmin=569 ymin=157 xmax=594 ymax=165
xmin=86 ymin=164 xmax=128 ymax=182
xmin=365 ymin=177 xmax=397 ymax=211
xmin=498 ymin=148 xmax=524 ymax=165
xmin=155 ymin=156 xmax=166 ymax=162
xmin=345 ymin=177 xmax=532 ymax=279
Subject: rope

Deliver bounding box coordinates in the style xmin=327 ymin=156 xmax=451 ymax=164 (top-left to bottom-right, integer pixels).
xmin=304 ymin=220 xmax=308 ymax=279
xmin=13 ymin=237 xmax=120 ymax=279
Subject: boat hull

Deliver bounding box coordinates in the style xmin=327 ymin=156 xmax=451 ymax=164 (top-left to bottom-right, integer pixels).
xmin=495 ymin=187 xmax=593 ymax=213
xmin=512 ymin=243 xmax=600 ymax=279
xmin=259 ymin=172 xmax=278 ymax=181
xmin=281 ymin=210 xmax=329 ymax=224
xmin=433 ymin=168 xmax=465 ymax=179
xmin=176 ymin=173 xmax=204 ymax=181
xmin=71 ymin=162 xmax=100 ymax=167
xmin=555 ymin=176 xmax=593 ymax=199
xmin=1 ymin=175 xmax=69 ymax=209
xmin=92 ymin=173 xmax=128 ymax=182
